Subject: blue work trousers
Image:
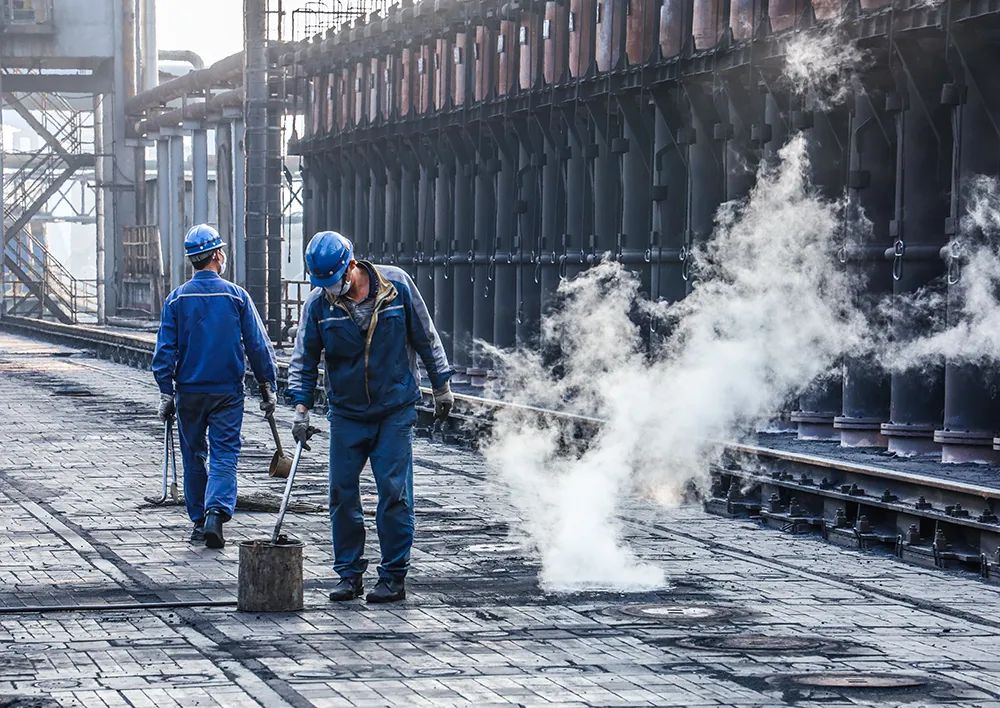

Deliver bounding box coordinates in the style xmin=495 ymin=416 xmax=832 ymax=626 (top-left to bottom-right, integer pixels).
xmin=329 ymin=405 xmax=416 ymax=581
xmin=176 ymin=392 xmax=244 ymax=523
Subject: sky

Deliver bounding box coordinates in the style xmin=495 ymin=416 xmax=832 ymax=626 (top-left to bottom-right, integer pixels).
xmin=157 ymin=0 xmax=245 ymax=66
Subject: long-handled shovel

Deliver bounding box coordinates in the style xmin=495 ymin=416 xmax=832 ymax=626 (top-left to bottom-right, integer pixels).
xmin=147 ymin=417 xmax=179 ymax=505
xmin=271 ymin=426 xmax=319 ymax=543
xmin=266 ymin=412 xmax=293 ymax=478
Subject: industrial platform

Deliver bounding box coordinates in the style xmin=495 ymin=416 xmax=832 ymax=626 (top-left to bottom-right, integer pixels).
xmin=5 ymin=331 xmax=1000 ymax=706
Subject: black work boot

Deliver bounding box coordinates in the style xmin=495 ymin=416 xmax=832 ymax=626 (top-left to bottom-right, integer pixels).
xmin=328 ymin=576 xmax=364 ymax=602
xmin=203 ymin=510 xmax=225 ymax=549
xmin=189 ymin=521 xmax=205 ymax=545
xmin=366 ymin=577 xmax=405 ymax=604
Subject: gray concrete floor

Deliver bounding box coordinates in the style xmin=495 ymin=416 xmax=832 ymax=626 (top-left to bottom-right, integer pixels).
xmin=2 ymin=331 xmax=1000 ymax=707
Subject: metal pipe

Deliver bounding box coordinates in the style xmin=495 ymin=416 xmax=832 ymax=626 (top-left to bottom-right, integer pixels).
xmin=158 ymin=49 xmax=205 ymax=70
xmin=434 ymin=146 xmax=455 ymax=370
xmin=936 ymin=46 xmax=1000 ymax=464
xmin=837 ymin=87 xmax=894 ymax=448
xmin=139 ymin=0 xmax=158 ymax=92
xmin=192 ymin=127 xmax=209 ymax=225
xmin=156 ymin=136 xmax=172 ymax=285
xmin=881 ymin=42 xmax=951 ymax=457
xmin=232 ymin=119 xmax=248 ymax=287
xmin=470 ymin=137 xmax=496 ymax=382
xmin=245 ymin=0 xmax=270 ymax=331
xmin=169 ymin=132 xmax=187 ymax=289
xmin=451 ymin=140 xmax=475 ymax=380
xmin=794 ymin=105 xmax=848 ymax=441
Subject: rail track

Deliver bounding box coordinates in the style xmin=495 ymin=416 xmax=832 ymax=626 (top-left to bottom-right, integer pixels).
xmin=4 ymin=314 xmax=1000 ymax=586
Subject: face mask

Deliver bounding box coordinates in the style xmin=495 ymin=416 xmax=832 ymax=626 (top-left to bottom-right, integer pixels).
xmin=218 ymin=253 xmax=228 ymax=276
xmin=324 ymin=275 xmax=351 ymax=298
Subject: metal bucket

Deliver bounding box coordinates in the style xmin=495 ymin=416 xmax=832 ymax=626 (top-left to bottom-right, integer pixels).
xmin=237 ymin=539 xmax=304 ymax=613
xmin=269 ymin=450 xmax=292 ymax=478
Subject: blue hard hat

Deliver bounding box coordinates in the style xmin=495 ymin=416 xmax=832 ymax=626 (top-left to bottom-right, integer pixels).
xmin=305 ymin=231 xmax=354 ymax=288
xmin=184 ymin=224 xmax=225 ymax=259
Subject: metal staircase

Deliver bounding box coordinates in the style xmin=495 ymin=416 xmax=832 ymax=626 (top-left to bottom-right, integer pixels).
xmin=2 ymin=88 xmax=97 ymax=323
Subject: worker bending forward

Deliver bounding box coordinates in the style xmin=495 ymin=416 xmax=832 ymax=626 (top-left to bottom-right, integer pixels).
xmin=152 ymin=224 xmax=278 ymax=549
xmin=287 ymin=231 xmax=453 ymax=603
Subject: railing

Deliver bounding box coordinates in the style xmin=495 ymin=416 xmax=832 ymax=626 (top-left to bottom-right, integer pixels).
xmin=281 ymin=279 xmax=313 ymax=337
xmin=1 ymin=85 xmax=96 ymax=323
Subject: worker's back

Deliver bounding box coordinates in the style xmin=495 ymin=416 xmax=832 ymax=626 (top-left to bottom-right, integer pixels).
xmin=152 ymin=270 xmax=270 ymax=397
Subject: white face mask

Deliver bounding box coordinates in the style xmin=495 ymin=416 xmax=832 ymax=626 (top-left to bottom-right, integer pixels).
xmin=324 ymin=275 xmax=351 ymax=298
xmin=218 ymin=252 xmax=228 ymax=276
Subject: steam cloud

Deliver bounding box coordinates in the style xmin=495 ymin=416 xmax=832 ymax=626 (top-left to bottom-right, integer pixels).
xmin=781 ymin=29 xmax=864 ymax=109
xmin=890 ymin=176 xmax=1000 ymax=368
xmin=482 ymin=138 xmax=868 ymax=592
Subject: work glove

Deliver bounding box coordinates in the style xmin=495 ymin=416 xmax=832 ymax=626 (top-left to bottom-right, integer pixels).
xmin=259 ymin=382 xmax=278 ymax=415
xmin=158 ymin=393 xmax=176 ymax=422
xmin=292 ymin=408 xmax=312 ymax=449
xmin=433 ymin=383 xmax=454 ymax=421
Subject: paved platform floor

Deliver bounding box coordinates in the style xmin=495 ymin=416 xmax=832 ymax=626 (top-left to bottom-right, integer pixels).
xmin=3 ymin=331 xmax=1000 ymax=707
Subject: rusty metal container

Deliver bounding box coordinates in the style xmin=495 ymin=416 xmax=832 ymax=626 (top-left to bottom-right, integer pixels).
xmin=625 ymin=0 xmax=658 ymax=65
xmin=325 ymin=71 xmax=336 ymax=134
xmin=543 ymin=2 xmax=568 ymax=85
xmin=768 ymin=0 xmax=805 ymax=32
xmin=692 ymin=0 xmax=727 ymax=49
xmin=659 ymin=0 xmax=691 ymax=59
xmin=812 ymin=0 xmax=842 ymax=19
xmin=353 ymin=60 xmax=367 ymax=126
xmin=568 ymin=0 xmax=595 ymax=78
xmin=497 ymin=19 xmax=517 ymax=96
xmin=418 ymin=43 xmax=433 ymax=113
xmin=595 ymin=0 xmax=625 ymax=72
xmin=474 ymin=24 xmax=495 ymax=102
xmin=311 ymin=74 xmax=325 ymax=136
xmin=381 ymin=53 xmax=394 ymax=121
xmin=369 ymin=56 xmax=381 ymax=123
xmin=729 ymin=0 xmax=757 ymax=41
xmin=519 ymin=8 xmax=542 ymax=90
xmin=338 ymin=68 xmax=350 ymax=130
xmin=400 ymin=47 xmax=413 ymax=117
xmin=435 ymin=36 xmax=452 ymax=111
xmin=453 ymin=31 xmax=469 ymax=106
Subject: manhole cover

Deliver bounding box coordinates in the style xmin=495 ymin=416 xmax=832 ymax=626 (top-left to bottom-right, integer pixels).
xmin=467 ymin=542 xmax=521 ymax=554
xmin=676 ymin=634 xmax=829 ymax=653
xmin=51 ymin=388 xmax=94 ymax=397
xmin=622 ymin=604 xmax=731 ymax=622
xmin=788 ymin=673 xmax=927 ymax=689
xmin=32 ymin=679 xmax=81 ymax=690
xmin=415 ymin=667 xmax=462 ymax=677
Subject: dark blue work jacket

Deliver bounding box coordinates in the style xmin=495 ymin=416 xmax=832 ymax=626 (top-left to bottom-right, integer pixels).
xmin=287 ymin=263 xmax=453 ymax=421
xmin=152 ymin=270 xmax=277 ymax=396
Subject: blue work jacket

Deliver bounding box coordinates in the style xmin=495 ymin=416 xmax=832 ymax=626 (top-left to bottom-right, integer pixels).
xmin=152 ymin=270 xmax=277 ymax=396
xmin=287 ymin=262 xmax=453 ymax=421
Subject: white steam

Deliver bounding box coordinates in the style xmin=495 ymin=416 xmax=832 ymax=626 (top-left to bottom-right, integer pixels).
xmin=482 ymin=137 xmax=867 ymax=592
xmin=781 ymin=29 xmax=864 ymax=109
xmin=891 ymin=176 xmax=1000 ymax=368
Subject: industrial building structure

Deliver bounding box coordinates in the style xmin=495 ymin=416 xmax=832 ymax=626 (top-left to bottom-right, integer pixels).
xmin=3 ymin=0 xmax=1000 ymax=468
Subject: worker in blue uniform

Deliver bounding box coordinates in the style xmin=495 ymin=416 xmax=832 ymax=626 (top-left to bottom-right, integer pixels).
xmin=287 ymin=231 xmax=454 ymax=603
xmin=152 ymin=224 xmax=277 ymax=549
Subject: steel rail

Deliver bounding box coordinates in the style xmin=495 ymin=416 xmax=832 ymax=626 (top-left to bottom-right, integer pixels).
xmin=3 ymin=314 xmax=999 ymax=502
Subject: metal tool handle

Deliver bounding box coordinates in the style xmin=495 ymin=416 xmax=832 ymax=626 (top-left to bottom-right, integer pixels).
xmin=271 ymin=439 xmax=305 ymax=544
xmin=266 ymin=412 xmax=285 ymax=458
xmin=168 ymin=418 xmax=179 ymax=501
xmin=157 ymin=419 xmax=170 ymax=503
